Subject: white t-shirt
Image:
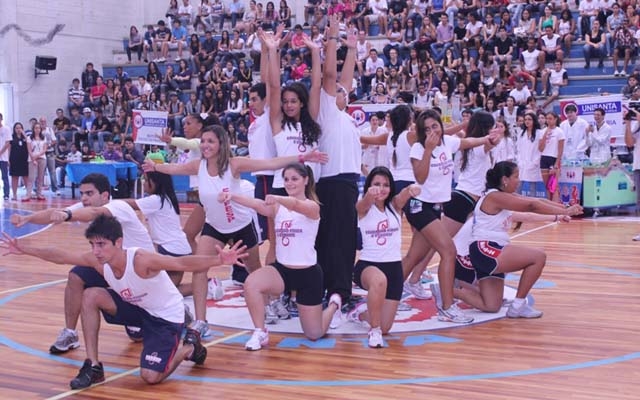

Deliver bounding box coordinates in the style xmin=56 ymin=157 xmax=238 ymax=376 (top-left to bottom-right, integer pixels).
xmin=247 ymin=106 xmax=276 ymax=176
xmin=521 ymin=49 xmax=541 ymax=71
xmin=316 ymin=89 xmax=362 ymax=178
xmin=135 ymin=194 xmax=191 ymax=255
xmin=274 ymin=204 xmax=320 ymax=266
xmin=409 ymin=135 xmax=461 ymax=203
xmin=358 ymin=205 xmax=402 ymax=262
xmin=560 ymin=117 xmax=590 ymax=160
xmin=515 ymin=130 xmax=543 ymax=182
xmin=104 ymin=200 xmax=155 ymax=251
xmin=540 ymin=126 xmax=566 ymax=158
xmin=455 ymin=145 xmax=492 ymax=197
xmin=509 ymin=87 xmax=531 ymax=105
xmin=0 ymin=125 xmax=10 ymax=162
xmin=465 ymin=21 xmax=484 ymax=36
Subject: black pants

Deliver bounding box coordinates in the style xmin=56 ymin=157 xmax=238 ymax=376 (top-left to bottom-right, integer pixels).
xmin=254 ymin=174 xmax=275 ymax=242
xmin=315 ymin=175 xmax=359 ymax=303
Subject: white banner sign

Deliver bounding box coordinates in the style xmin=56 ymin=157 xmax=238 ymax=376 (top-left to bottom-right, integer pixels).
xmin=131 ymin=109 xmax=168 ymax=145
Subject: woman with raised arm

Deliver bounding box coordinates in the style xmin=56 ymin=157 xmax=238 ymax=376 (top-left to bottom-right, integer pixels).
xmin=451 ymin=161 xmax=582 ymax=317
xmin=143 ymin=125 xmax=327 ymax=338
xmin=349 ymin=167 xmax=421 ymax=348
xmin=219 ymin=163 xmax=339 ymax=350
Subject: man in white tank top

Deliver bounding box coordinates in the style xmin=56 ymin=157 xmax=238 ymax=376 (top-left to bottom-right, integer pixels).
xmin=1 ymin=215 xmax=246 ymax=389
xmin=10 ymin=173 xmax=155 ymax=354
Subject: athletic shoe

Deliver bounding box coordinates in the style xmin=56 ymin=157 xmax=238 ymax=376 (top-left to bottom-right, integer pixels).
xmin=621 ymin=71 xmax=628 ymax=77
xmin=207 ymin=277 xmax=224 ymax=300
xmin=190 ymin=319 xmax=212 ymax=339
xmin=347 ymin=301 xmax=369 ymax=328
xmin=403 ymin=281 xmax=433 ymax=300
xmin=245 ymin=328 xmax=269 ymax=351
xmin=632 ymin=234 xmax=640 ymax=241
xmin=174 ymin=56 xmax=181 ymax=62
xmin=396 ymin=301 xmax=412 ymax=311
xmin=271 ymin=297 xmax=290 ymax=320
xmin=614 ymin=70 xmax=620 ymax=77
xmin=287 ymin=298 xmax=299 ymax=318
xmin=183 ymin=329 xmax=207 ymax=364
xmin=368 ymin=327 xmax=384 ymax=348
xmin=329 ymin=293 xmax=343 ymax=329
xmin=69 ymin=359 xmax=105 ymax=389
xmin=430 ymin=283 xmax=443 ymax=309
xmin=265 ymin=303 xmax=279 ymax=325
xmin=506 ymin=302 xmax=543 ymax=319
xmin=124 ymin=325 xmax=144 ymax=342
xmin=184 ymin=304 xmax=194 ymax=326
xmin=50 ymin=328 xmax=80 ymax=354
xmin=438 ymin=303 xmax=474 ymax=324
xmin=158 ymin=57 xmax=166 ymax=63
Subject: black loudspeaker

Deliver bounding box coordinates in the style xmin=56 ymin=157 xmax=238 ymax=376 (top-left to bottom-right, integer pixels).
xmin=35 ymin=56 xmax=57 ymax=71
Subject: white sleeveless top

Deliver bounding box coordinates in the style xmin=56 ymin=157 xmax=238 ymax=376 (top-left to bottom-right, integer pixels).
xmin=386 ymin=130 xmax=415 ymax=182
xmin=198 ymin=160 xmax=254 ymax=233
xmin=471 ymin=189 xmax=513 ymax=246
xmin=247 ymin=107 xmax=276 ymax=176
xmin=272 ymin=122 xmax=320 ymax=188
xmin=409 ymin=135 xmax=461 ymax=203
xmin=103 ymin=248 xmax=184 ymax=323
xmin=456 ymin=145 xmax=492 ymax=197
xmin=358 ymin=205 xmax=402 ymax=262
xmin=274 ymin=204 xmax=320 ymax=266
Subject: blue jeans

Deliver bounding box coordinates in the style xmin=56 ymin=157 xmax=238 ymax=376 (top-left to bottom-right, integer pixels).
xmin=583 ymin=44 xmax=605 ymax=66
xmin=0 ymin=160 xmax=9 ymax=198
xmin=89 ymin=131 xmax=110 ymax=152
xmin=430 ymin=42 xmax=453 ymax=62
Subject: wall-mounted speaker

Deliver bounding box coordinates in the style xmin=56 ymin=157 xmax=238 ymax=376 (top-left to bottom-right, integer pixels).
xmin=35 ymin=56 xmax=57 ymax=70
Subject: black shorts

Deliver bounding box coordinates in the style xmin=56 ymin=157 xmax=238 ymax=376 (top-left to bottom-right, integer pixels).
xmin=540 ymin=155 xmax=557 ymax=170
xmin=102 ymin=289 xmax=183 ymax=373
xmin=254 ymin=174 xmax=276 ymax=242
xmin=616 ymin=46 xmax=632 ymax=57
xmin=272 ymin=261 xmax=323 ymax=306
xmin=405 ymin=199 xmax=441 ymax=231
xmin=201 ymin=220 xmax=259 ymax=249
xmin=443 ymin=190 xmax=477 ymax=224
xmin=395 ymin=180 xmax=414 ymax=214
xmin=468 ymin=241 xmax=506 ymax=280
xmin=455 ymin=254 xmax=477 ymax=285
xmin=157 ymin=245 xmax=191 ymax=257
xmin=70 ymin=266 xmax=109 ymax=288
xmin=353 ymin=260 xmax=403 ymax=301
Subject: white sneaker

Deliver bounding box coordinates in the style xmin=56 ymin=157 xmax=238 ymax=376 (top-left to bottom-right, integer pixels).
xmin=430 ymin=283 xmax=443 ymax=309
xmin=329 ymin=293 xmax=343 ymax=329
xmin=506 ymin=302 xmax=543 ymax=318
xmin=438 ymin=303 xmax=474 ymax=324
xmin=368 ymin=327 xmax=384 ymax=348
xmin=265 ymin=303 xmax=279 ymax=325
xmin=632 ymin=234 xmax=640 ymax=241
xmin=621 ymin=70 xmax=628 ymax=77
xmin=207 ymin=277 xmax=224 ymax=300
xmin=271 ymin=297 xmax=290 ymax=320
xmin=396 ymin=301 xmax=412 ymax=311
xmin=158 ymin=57 xmax=166 ymax=63
xmin=190 ymin=319 xmax=212 ymax=339
xmin=174 ymin=56 xmax=181 ymax=62
xmin=347 ymin=301 xmax=368 ymax=324
xmin=245 ymin=328 xmax=269 ymax=351
xmin=614 ymin=70 xmax=620 ymax=77
xmin=403 ymin=281 xmax=433 ymax=300
xmin=49 ymin=328 xmax=80 ymax=354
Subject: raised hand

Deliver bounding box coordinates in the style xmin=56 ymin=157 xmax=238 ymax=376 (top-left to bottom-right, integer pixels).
xmin=157 ymin=127 xmax=174 ymax=144
xmin=141 ymin=158 xmax=156 ymax=173
xmin=425 ymin=130 xmax=440 ymax=152
xmin=215 ymin=240 xmax=249 ymax=265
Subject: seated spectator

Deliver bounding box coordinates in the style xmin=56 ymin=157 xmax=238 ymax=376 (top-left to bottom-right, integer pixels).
xmin=161 ymin=65 xmax=180 ymax=94
xmin=246 ymin=29 xmax=262 ymax=72
xmin=509 ymin=76 xmax=532 ymax=110
xmin=383 ymin=18 xmax=403 ymax=60
xmin=520 ymin=38 xmax=544 ymax=94
xmin=235 ymin=121 xmax=249 ymax=156
xmin=89 ymin=108 xmax=112 ymax=153
xmin=220 ymin=60 xmax=238 ymax=92
xmin=168 ymin=19 xmax=188 ymax=61
xmin=167 ymin=92 xmax=185 ymax=135
xmin=514 ymin=9 xmax=537 ymax=50
xmin=196 ymin=30 xmax=218 ymax=69
xmin=223 ymin=88 xmax=245 ymax=129
xmin=153 ymin=20 xmax=172 ymax=63
xmin=225 ymin=0 xmax=245 ymax=29
xmin=127 ymin=25 xmax=144 ymax=63
xmin=113 ymin=66 xmax=129 ymax=90
xmin=81 ymin=62 xmax=100 ymax=94
xmin=166 ymin=0 xmax=179 ymax=24
xmin=102 ymin=139 xmax=123 ymax=161
xmin=68 ymin=107 xmax=83 ymax=144
xmin=236 ymin=0 xmax=258 ymax=33
xmin=579 ymin=0 xmax=600 ymax=40
xmin=80 ymin=142 xmax=96 ymax=162
xmin=482 ymin=13 xmax=498 ymax=50
xmin=365 ymin=0 xmax=388 ymax=36
xmin=122 ymin=136 xmax=145 ymax=173
xmin=583 ymin=20 xmax=606 ymax=69
xmin=464 ymin=12 xmax=484 ymax=50
xmin=288 ymin=24 xmax=310 ymax=61
xmin=178 ymin=0 xmax=194 ymax=27
xmin=67 ymin=142 xmax=83 ymax=163
xmin=143 ymin=25 xmax=157 ymax=63
xmin=53 ymin=108 xmax=72 ymax=143
xmin=230 ymin=28 xmax=246 ymax=63
xmin=612 ymin=19 xmax=635 ymax=77
xmin=98 ymin=95 xmax=115 ymax=121
xmin=361 ymin=49 xmax=385 ymax=95
xmin=89 ymin=77 xmax=107 ymax=108
xmin=174 ymin=59 xmax=192 ymax=90
xmin=541 ymin=60 xmax=569 ymax=110
xmin=309 ymin=7 xmax=328 ymax=32
xmin=194 ymin=0 xmax=212 ymax=33
xmin=621 ymin=74 xmax=639 ymax=99
xmin=122 ymin=78 xmax=140 ymax=109
xmin=78 ymin=107 xmax=95 ymax=147
xmin=539 ymin=25 xmax=564 ymax=64
xmin=557 ymin=9 xmax=576 ymax=53
xmin=210 ymin=0 xmax=225 ymax=31
xmin=67 ymin=78 xmax=86 ymax=112
xmin=538 ymin=5 xmax=558 ymax=37
xmin=494 ymin=26 xmax=514 ymax=69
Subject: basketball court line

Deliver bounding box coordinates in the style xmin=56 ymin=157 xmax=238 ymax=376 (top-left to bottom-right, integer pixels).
xmin=0 ymin=279 xmax=68 ymax=296
xmin=44 ymin=330 xmax=250 ymax=400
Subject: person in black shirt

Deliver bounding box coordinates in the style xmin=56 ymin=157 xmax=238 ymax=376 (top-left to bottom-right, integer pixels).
xmin=494 ymin=26 xmax=514 ymax=69
xmin=196 ymin=30 xmax=217 ymax=69
xmin=89 ymin=108 xmax=112 ymax=153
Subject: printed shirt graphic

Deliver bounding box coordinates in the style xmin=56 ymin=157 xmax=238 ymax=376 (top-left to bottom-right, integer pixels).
xmin=410 ymin=135 xmax=461 ymax=203
xmin=359 ymin=206 xmax=402 ymax=262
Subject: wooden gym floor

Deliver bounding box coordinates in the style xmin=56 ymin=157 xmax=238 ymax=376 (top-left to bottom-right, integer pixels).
xmin=1 ymin=198 xmax=639 ymax=400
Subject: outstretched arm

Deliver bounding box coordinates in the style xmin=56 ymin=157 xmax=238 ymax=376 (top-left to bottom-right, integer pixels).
xmin=138 ymin=241 xmax=248 ymax=273
xmin=339 ymin=30 xmax=357 ymax=94
xmin=142 ymin=158 xmax=199 ymax=175
xmin=305 ymin=36 xmax=322 ymax=120
xmin=323 ymin=13 xmax=340 ymax=96
xmin=1 ymin=233 xmax=100 ymax=268
xmin=218 ymin=191 xmax=277 ymax=217
xmin=392 ymin=184 xmax=421 ymax=211
xmin=230 ymin=149 xmax=328 ymax=174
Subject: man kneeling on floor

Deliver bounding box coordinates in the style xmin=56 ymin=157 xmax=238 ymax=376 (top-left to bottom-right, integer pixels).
xmin=1 ymin=215 xmax=247 ymax=389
